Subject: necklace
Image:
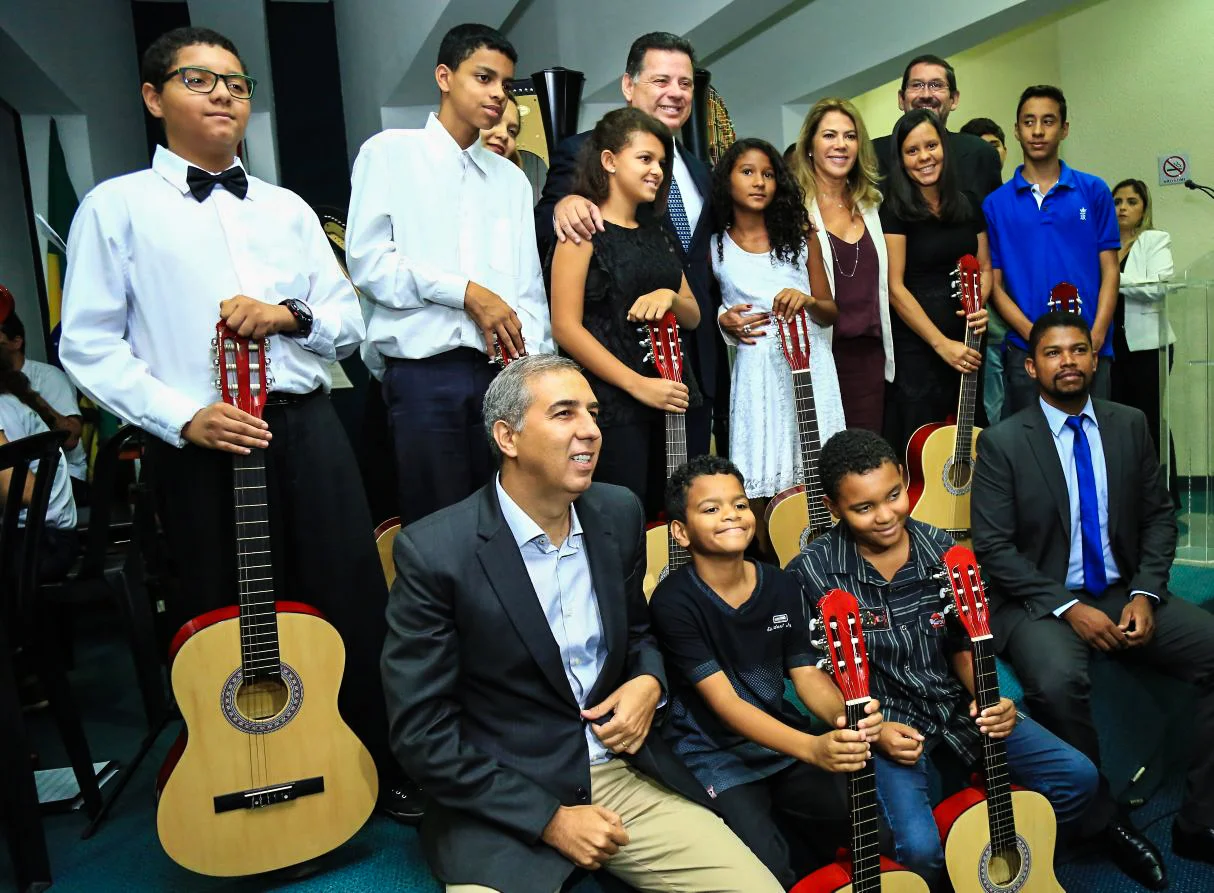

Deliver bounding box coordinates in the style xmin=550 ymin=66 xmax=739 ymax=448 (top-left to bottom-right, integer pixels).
xmin=828 ymin=230 xmax=861 ymax=279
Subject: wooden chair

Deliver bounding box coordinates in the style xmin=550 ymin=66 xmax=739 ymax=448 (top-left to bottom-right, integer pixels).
xmin=0 ymin=429 xmax=100 ymax=892
xmin=374 ymin=517 xmax=401 ymax=589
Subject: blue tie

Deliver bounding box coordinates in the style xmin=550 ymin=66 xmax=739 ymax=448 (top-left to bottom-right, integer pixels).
xmin=1065 ymin=415 xmax=1108 ymax=595
xmin=667 ymin=177 xmax=692 ymax=252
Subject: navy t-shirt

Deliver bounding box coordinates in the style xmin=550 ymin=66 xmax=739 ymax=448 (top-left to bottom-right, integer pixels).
xmin=650 ymin=561 xmax=815 ymax=796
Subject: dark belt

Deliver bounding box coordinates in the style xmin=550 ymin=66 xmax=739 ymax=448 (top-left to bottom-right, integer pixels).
xmin=385 ymin=347 xmax=488 ymax=366
xmin=264 ymin=388 xmax=323 ymax=407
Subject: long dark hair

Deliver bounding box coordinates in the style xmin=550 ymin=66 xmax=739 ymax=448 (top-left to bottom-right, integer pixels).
xmin=883 ymin=108 xmax=970 ymax=224
xmin=571 ymin=107 xmax=673 ymax=216
xmin=0 ymin=350 xmax=56 ymax=429
xmin=711 ymin=137 xmax=809 ymax=265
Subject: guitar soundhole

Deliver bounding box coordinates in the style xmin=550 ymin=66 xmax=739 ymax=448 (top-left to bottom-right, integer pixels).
xmin=221 ymin=663 xmax=304 ymax=734
xmin=942 ymin=457 xmax=974 ymax=495
xmin=978 ymin=835 xmax=1031 ymax=891
xmin=235 ymin=676 xmax=289 ymax=722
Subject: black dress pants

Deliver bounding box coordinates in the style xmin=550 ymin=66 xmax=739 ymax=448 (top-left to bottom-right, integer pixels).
xmin=999 ymin=587 xmax=1214 ymax=832
xmin=144 ymin=392 xmax=396 ymax=781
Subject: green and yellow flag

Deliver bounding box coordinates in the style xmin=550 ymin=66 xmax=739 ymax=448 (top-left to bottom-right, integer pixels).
xmin=45 ymin=118 xmax=78 ymax=340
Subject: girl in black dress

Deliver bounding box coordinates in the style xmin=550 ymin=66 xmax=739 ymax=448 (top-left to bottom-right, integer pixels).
xmin=880 ymin=109 xmax=990 ymax=460
xmin=548 ymin=108 xmax=702 ymax=517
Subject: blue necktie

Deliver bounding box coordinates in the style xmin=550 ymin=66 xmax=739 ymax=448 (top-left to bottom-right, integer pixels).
xmin=1065 ymin=415 xmax=1108 ymax=595
xmin=667 ymin=177 xmax=692 ymax=252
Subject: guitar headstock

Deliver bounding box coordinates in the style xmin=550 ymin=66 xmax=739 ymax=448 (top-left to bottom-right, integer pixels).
xmin=817 ymin=588 xmax=871 ymax=703
xmin=777 ymin=308 xmax=812 ymax=372
xmin=941 ymin=544 xmax=992 ymax=642
xmin=1048 ymin=282 xmax=1083 ymax=315
xmin=491 ymin=335 xmax=527 ymax=368
xmin=643 ymin=311 xmax=684 ymax=383
xmin=953 ymin=254 xmax=983 ymax=316
xmin=213 ymin=321 xmax=271 ymax=420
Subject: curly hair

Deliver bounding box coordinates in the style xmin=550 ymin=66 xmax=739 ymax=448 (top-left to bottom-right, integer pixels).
xmin=571 ymin=107 xmax=673 ymax=217
xmin=882 ymin=109 xmax=971 ymax=224
xmin=710 ymin=137 xmax=808 ymax=266
xmin=0 ymin=350 xmax=57 ymax=429
xmin=819 ymin=429 xmax=898 ymax=501
xmin=664 ymin=455 xmax=746 ymax=524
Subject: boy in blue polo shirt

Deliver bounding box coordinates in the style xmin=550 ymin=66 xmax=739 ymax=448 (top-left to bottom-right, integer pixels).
xmin=983 ymin=84 xmax=1119 ymax=418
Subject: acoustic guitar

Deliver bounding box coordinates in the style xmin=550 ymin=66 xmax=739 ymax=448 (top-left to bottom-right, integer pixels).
xmin=792 ymin=589 xmax=929 ymax=893
xmin=156 ymin=324 xmax=378 ymax=877
xmin=641 ymin=311 xmax=690 ymax=600
xmin=906 ymin=255 xmax=984 ymax=548
xmin=932 ymin=545 xmax=1063 ymax=892
xmin=492 ymin=334 xmax=527 ymax=367
xmin=765 ymin=308 xmax=835 ymax=567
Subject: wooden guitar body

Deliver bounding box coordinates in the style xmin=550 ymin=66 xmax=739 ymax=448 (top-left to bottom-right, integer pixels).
xmin=906 ymin=422 xmax=981 ymax=550
xmin=934 ymin=787 xmax=1063 ymax=892
xmin=157 ymin=603 xmax=378 ymax=876
xmin=643 ymin=522 xmax=669 ymax=600
xmin=766 ymin=485 xmax=834 ymax=568
xmin=791 ymin=856 xmax=929 ymax=892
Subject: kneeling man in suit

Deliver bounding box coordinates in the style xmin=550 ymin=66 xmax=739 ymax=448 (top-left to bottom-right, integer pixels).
xmin=382 ymin=353 xmax=780 ymax=893
xmin=972 ymin=310 xmax=1214 ymax=891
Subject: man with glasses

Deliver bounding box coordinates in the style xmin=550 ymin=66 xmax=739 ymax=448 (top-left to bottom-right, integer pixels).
xmin=871 ymin=55 xmax=1003 ymax=199
xmin=534 ymin=32 xmax=725 ymax=461
xmin=58 ymin=26 xmax=417 ymax=823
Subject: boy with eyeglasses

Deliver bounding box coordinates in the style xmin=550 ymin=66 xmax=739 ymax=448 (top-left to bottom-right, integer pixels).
xmin=59 ymin=26 xmax=424 ymax=823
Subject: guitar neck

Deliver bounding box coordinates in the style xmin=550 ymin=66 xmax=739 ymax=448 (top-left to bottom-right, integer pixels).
xmin=845 ymin=698 xmax=884 ymax=893
xmin=665 ymin=412 xmax=691 ymax=571
xmin=791 ymin=371 xmax=833 ymax=536
xmin=951 ymin=327 xmax=983 ymax=468
xmin=233 ymin=451 xmax=280 ymax=681
xmin=972 ymin=637 xmax=1018 ymax=855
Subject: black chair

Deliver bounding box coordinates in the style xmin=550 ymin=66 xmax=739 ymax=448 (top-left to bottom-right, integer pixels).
xmin=0 ymin=429 xmax=100 ymax=893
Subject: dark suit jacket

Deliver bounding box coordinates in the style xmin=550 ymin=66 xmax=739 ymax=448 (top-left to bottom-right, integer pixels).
xmin=872 ymin=129 xmax=1003 ymax=199
xmin=971 ymin=399 xmax=1177 ymax=648
xmin=535 ymin=131 xmax=723 ymax=400
xmin=382 ymin=481 xmax=714 ymax=892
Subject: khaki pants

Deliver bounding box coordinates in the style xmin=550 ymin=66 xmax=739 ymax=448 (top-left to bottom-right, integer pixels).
xmin=448 ymin=759 xmax=781 ymax=893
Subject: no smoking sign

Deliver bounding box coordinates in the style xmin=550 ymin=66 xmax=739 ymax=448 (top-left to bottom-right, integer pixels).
xmin=1158 ymin=153 xmax=1190 ymax=186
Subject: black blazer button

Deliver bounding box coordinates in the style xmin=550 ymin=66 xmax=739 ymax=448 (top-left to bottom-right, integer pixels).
xmin=575 ymin=787 xmax=589 ymax=802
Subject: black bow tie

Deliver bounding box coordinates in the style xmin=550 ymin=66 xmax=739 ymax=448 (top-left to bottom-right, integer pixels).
xmin=186 ymin=165 xmax=249 ymax=202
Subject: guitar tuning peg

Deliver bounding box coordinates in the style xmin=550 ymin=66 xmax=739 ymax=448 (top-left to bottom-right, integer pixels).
xmin=815 ymin=658 xmax=831 ymax=672
xmin=807 ymin=616 xmax=821 ymax=632
xmin=214 ymin=378 xmax=223 ymax=390
xmin=210 ymin=337 xmax=218 ymax=347
xmin=810 ymin=636 xmax=827 ymax=651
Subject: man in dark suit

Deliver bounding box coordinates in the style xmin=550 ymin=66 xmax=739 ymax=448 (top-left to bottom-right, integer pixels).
xmin=972 ymin=310 xmax=1214 ymax=890
xmin=534 ymin=32 xmax=725 ymax=459
xmin=870 ymin=55 xmax=1003 ymax=199
xmin=382 ymin=354 xmax=780 ymax=893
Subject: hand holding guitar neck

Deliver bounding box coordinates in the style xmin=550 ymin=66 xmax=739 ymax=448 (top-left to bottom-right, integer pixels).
xmin=465 ymin=280 xmax=524 ymax=359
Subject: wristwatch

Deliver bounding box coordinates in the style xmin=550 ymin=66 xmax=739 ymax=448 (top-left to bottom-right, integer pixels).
xmin=279 ymin=299 xmax=313 ymax=338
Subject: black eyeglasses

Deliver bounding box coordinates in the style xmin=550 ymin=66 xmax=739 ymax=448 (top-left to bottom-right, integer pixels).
xmin=163 ymin=67 xmax=257 ymax=100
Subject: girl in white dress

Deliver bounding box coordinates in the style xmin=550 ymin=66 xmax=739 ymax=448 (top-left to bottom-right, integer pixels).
xmin=712 ymin=138 xmax=845 ymax=548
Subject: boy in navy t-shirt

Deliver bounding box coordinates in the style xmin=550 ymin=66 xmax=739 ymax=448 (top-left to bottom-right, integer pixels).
xmin=649 ymin=455 xmax=881 ymax=888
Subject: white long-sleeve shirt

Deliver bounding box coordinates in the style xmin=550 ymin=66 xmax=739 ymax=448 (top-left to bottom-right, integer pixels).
xmin=59 ymin=146 xmax=365 ymax=447
xmin=346 ymin=113 xmax=552 ymax=365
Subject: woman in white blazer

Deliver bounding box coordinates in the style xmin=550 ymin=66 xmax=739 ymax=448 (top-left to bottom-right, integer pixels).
xmin=1111 ymin=178 xmax=1176 ymax=498
xmin=789 ymin=98 xmax=893 ymax=433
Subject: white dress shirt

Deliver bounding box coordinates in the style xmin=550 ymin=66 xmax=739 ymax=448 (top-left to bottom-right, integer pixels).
xmin=671 ymin=143 xmax=703 ymax=232
xmin=346 ymin=113 xmax=552 ymax=367
xmin=495 ymin=477 xmax=611 ymax=764
xmin=0 ymin=394 xmax=77 ymax=531
xmin=60 ymin=146 xmax=364 ymax=448
xmin=20 ymin=358 xmax=87 ymax=481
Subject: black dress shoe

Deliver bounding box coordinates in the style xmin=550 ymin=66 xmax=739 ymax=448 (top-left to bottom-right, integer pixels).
xmin=377 ymin=782 xmax=427 ymax=826
xmin=1104 ymin=817 xmax=1168 ymax=890
xmin=1172 ymin=819 xmax=1214 ymax=864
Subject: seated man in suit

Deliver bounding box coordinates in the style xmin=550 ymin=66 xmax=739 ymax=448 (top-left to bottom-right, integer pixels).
xmin=534 ymin=32 xmax=724 ymax=459
xmin=972 ymin=310 xmax=1214 ymax=890
xmin=869 ymin=54 xmax=1002 ymax=200
xmin=382 ymin=353 xmax=781 ymax=893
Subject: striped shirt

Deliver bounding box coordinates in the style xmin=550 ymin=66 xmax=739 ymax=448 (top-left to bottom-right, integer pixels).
xmin=789 ymin=519 xmax=982 ymax=765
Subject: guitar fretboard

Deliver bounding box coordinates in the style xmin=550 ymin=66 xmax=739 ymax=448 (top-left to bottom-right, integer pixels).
xmin=973 ymin=637 xmax=1018 ymax=858
xmin=952 ymin=324 xmax=982 ymax=472
xmin=234 ymin=452 xmax=280 ymax=682
xmin=844 ymin=699 xmax=883 ymax=893
xmin=665 ymin=412 xmax=690 ymax=572
xmin=792 ymin=370 xmax=833 ymax=537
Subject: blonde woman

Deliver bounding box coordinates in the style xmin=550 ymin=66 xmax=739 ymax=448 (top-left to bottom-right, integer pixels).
xmin=790 ymin=98 xmax=893 ymax=432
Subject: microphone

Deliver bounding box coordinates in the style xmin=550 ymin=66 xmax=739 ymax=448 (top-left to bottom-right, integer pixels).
xmin=1185 ymin=179 xmax=1214 ymax=200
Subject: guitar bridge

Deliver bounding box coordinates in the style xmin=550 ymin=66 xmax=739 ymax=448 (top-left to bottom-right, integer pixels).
xmin=213 ymin=776 xmax=324 ymax=813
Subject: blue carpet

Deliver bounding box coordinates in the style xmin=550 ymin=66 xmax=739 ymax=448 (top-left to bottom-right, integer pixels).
xmin=5 ymin=570 xmax=1214 ymax=892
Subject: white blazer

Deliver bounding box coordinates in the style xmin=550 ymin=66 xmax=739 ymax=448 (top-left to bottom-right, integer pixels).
xmin=1121 ymin=229 xmax=1176 ymax=352
xmin=808 ymin=198 xmax=895 ymax=381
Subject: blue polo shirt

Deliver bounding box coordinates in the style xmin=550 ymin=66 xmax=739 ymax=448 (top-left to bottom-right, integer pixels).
xmin=983 ymin=161 xmax=1119 ymax=356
